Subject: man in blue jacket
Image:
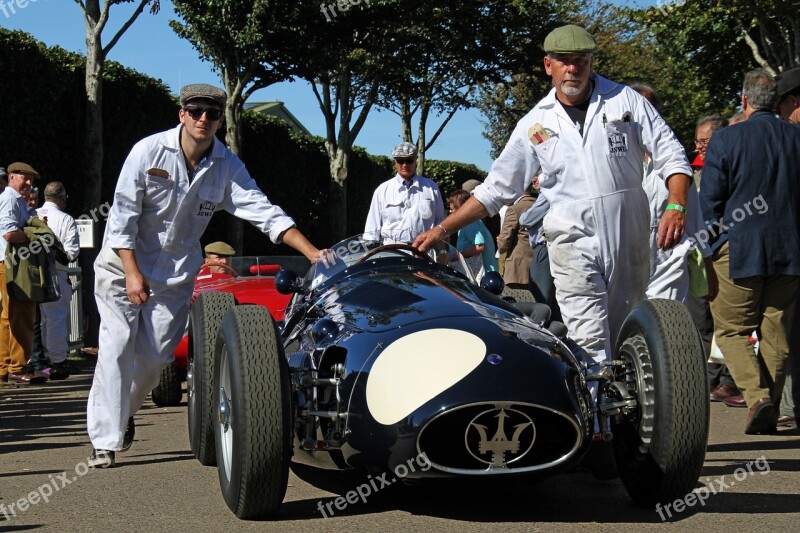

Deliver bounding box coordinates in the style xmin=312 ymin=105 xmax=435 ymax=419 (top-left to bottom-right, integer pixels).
xmin=700 ymin=69 xmax=800 ymax=435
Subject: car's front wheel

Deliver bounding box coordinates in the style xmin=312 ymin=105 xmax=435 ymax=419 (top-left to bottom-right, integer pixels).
xmin=612 ymin=298 xmax=709 ymax=506
xmin=188 ymin=292 xmax=236 ymax=466
xmin=213 ymin=305 xmax=291 ymax=519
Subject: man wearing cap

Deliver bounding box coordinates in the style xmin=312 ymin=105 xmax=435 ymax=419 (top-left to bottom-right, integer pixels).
xmin=0 ymin=162 xmax=47 ymax=384
xmin=775 ymin=66 xmax=800 ymax=430
xmin=36 ymin=182 xmax=80 ymax=380
xmin=415 ymin=25 xmax=691 ymax=368
xmin=776 ymin=66 xmax=800 ymax=125
xmin=87 ymin=83 xmax=328 ymax=467
xmin=363 ymin=141 xmax=446 ymax=244
xmin=203 ymin=240 xmax=236 ymax=274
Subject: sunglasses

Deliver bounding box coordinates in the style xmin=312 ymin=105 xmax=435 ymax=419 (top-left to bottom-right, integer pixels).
xmin=183 ymin=106 xmax=223 ymax=121
xmin=395 ymin=158 xmax=416 ymax=165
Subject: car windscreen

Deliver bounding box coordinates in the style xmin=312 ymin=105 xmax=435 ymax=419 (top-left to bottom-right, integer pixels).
xmin=302 ymin=234 xmax=475 ymax=291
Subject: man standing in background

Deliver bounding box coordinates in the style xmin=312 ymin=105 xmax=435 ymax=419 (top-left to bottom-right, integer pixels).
xmin=37 ymin=182 xmax=80 ymax=380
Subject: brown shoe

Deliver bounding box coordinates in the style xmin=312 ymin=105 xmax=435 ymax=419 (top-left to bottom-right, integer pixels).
xmin=744 ymin=398 xmax=778 ymax=435
xmin=710 ymin=384 xmax=741 ymax=402
xmin=8 ymin=369 xmax=48 ymax=384
xmin=777 ymin=415 xmax=797 ymax=429
xmin=723 ymin=394 xmax=747 ymax=408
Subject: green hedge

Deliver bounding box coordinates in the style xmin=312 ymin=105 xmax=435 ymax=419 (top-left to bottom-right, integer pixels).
xmin=1 ymin=28 xmax=487 ymax=254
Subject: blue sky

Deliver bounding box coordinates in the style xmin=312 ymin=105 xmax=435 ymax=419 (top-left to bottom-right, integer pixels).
xmin=2 ymin=0 xmax=658 ymax=172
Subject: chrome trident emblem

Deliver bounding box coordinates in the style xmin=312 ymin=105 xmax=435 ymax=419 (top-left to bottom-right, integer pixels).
xmin=467 ymin=407 xmax=535 ymax=467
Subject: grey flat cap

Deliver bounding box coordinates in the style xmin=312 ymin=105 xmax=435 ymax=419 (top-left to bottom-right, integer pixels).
xmin=544 ymin=25 xmax=597 ymax=54
xmin=204 ymin=241 xmax=236 ymax=256
xmin=391 ymin=142 xmax=418 ymax=159
xmin=776 ymin=67 xmax=800 ymax=96
xmin=7 ymin=162 xmax=40 ymax=179
xmin=462 ymin=179 xmax=482 ymax=193
xmin=180 ymin=83 xmax=227 ymax=107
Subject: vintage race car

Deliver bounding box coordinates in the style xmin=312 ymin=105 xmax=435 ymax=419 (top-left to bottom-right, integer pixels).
xmin=187 ymin=235 xmax=709 ymax=519
xmin=149 ymin=257 xmax=295 ymax=407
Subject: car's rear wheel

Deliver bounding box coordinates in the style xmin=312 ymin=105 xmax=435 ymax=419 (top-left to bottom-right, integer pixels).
xmin=188 ymin=292 xmax=236 ymax=466
xmin=151 ymin=364 xmax=186 ymax=407
xmin=214 ymin=305 xmax=291 ymax=519
xmin=612 ymin=298 xmax=709 ymax=506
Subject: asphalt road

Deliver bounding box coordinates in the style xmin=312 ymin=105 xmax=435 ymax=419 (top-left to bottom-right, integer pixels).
xmin=1 ymin=354 xmax=798 ymax=532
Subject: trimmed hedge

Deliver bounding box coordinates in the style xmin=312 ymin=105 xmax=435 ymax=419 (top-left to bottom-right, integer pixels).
xmin=1 ymin=28 xmax=487 ymax=254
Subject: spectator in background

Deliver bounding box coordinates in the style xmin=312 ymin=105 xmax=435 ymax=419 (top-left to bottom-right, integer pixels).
xmin=0 ymin=167 xmax=7 ymax=193
xmin=36 ymin=182 xmax=80 ymax=380
xmin=26 ymin=186 xmax=39 ymax=211
xmin=497 ymin=180 xmax=535 ymax=289
xmin=203 ymin=241 xmax=236 ymax=274
xmin=448 ymin=189 xmax=497 ymax=282
xmin=629 ymin=83 xmax=718 ymax=304
xmin=688 ymin=115 xmax=743 ymax=406
xmin=363 ymin=142 xmax=446 ymax=244
xmin=700 ymin=69 xmax=800 ymax=435
xmin=728 ymin=112 xmax=745 ymax=125
xmin=775 ymin=66 xmax=800 ymax=429
xmin=0 ymin=162 xmax=46 ymax=384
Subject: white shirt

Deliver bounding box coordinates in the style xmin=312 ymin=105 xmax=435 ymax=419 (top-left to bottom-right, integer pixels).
xmin=364 ymin=174 xmax=446 ymax=243
xmin=0 ymin=187 xmax=30 ymax=260
xmin=102 ymin=124 xmax=296 ymax=285
xmin=37 ymin=200 xmax=81 ymax=270
xmin=473 ymin=74 xmax=692 ymax=217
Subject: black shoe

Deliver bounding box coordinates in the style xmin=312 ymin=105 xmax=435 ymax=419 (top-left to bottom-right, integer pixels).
xmin=122 ymin=417 xmax=135 ymax=451
xmin=49 ymin=362 xmax=71 ymax=381
xmin=88 ymin=449 xmax=115 ymax=468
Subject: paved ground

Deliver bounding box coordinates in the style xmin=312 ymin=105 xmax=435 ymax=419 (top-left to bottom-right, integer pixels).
xmin=1 ymin=353 xmax=798 ymax=532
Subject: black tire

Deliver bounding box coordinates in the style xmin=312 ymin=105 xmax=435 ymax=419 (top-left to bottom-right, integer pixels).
xmin=151 ymin=364 xmax=186 ymax=407
xmin=611 ymin=298 xmax=709 ymax=506
xmin=214 ymin=305 xmax=291 ymax=519
xmin=188 ymin=292 xmax=236 ymax=466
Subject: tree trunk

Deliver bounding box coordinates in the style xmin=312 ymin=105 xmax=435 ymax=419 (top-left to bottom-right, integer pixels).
xmin=85 ymin=32 xmax=104 ymax=214
xmin=222 ymin=95 xmax=244 ymax=253
xmin=327 ymin=145 xmax=349 ymax=241
xmin=416 ymin=105 xmax=429 ymax=178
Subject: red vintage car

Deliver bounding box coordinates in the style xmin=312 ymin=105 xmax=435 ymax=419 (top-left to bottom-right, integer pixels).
xmin=149 ymin=256 xmax=304 ymax=406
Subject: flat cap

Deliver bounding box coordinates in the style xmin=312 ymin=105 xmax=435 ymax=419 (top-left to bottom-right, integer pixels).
xmin=544 ymin=25 xmax=597 ymax=54
xmin=391 ymin=142 xmax=418 ymax=159
xmin=776 ymin=67 xmax=800 ymax=96
xmin=7 ymin=162 xmax=40 ymax=179
xmin=180 ymin=83 xmax=227 ymax=107
xmin=204 ymin=241 xmax=236 ymax=256
xmin=462 ymin=179 xmax=482 ymax=193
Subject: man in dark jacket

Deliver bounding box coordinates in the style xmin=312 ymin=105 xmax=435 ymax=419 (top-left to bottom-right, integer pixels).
xmin=700 ymin=69 xmax=800 ymax=435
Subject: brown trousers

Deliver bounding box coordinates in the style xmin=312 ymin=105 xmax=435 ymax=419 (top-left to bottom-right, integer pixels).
xmin=710 ymin=243 xmax=800 ymax=407
xmin=0 ymin=262 xmax=37 ymax=375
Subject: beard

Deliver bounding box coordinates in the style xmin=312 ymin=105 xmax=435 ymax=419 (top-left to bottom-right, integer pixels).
xmin=560 ymin=78 xmax=584 ymax=96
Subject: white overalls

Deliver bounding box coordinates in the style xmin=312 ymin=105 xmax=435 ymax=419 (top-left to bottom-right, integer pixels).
xmin=473 ymin=75 xmax=692 ymax=363
xmin=88 ymin=125 xmax=296 ymax=451
xmin=36 ymin=201 xmax=80 ymax=364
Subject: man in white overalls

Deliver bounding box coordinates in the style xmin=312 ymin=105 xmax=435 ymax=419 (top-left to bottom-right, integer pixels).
xmin=415 ymin=25 xmax=692 ymax=367
xmin=87 ymin=84 xmax=327 ymax=467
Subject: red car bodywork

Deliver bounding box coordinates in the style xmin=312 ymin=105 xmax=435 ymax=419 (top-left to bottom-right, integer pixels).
xmin=171 ymin=260 xmax=292 ymax=370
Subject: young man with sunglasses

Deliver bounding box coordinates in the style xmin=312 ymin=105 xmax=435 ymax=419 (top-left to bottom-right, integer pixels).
xmin=363 ymin=141 xmax=446 ymax=244
xmin=87 ymin=84 xmax=328 ymax=467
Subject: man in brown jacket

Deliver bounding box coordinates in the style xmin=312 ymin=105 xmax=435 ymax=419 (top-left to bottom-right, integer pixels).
xmin=497 ymin=182 xmax=536 ymax=289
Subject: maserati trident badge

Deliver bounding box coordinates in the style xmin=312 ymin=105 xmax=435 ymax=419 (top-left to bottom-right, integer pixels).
xmin=466 ymin=407 xmax=535 ymax=467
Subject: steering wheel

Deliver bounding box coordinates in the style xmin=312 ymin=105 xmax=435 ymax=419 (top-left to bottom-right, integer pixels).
xmin=196 ymin=263 xmax=238 ymax=278
xmin=357 ymin=243 xmax=433 ymax=263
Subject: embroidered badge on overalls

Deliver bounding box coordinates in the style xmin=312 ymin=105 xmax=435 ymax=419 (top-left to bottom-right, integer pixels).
xmin=197 ymin=201 xmax=215 ymax=217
